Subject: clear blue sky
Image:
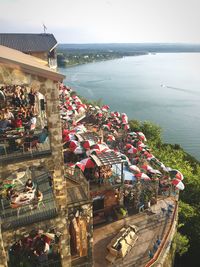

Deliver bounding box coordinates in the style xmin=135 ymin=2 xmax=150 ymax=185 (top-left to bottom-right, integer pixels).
xmin=0 ymin=0 xmax=200 ymax=44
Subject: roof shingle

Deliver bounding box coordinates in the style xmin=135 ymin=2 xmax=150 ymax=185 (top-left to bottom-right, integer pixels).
xmin=0 ymin=33 xmax=57 ymax=52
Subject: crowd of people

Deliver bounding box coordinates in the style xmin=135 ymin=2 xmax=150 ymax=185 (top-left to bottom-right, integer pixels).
xmin=9 ymin=229 xmax=60 ymax=266
xmin=0 ymin=85 xmax=38 ymax=132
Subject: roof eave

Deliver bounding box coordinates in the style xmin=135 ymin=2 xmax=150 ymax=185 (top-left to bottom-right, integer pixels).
xmin=0 ymin=57 xmax=65 ymax=82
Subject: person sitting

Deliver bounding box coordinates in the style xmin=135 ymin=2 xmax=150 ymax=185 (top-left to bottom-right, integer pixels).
xmin=3 ymin=108 xmax=14 ymax=122
xmin=24 ymin=179 xmax=35 ymax=192
xmin=12 ymin=115 xmax=22 ymax=129
xmin=6 ymin=186 xmax=16 ymax=200
xmin=38 ymin=127 xmax=48 ymax=143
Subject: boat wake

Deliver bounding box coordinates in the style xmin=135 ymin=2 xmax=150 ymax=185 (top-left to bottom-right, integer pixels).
xmin=161 ymin=84 xmax=199 ymax=96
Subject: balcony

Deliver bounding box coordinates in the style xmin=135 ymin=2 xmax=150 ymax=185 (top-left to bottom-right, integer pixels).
xmin=64 ymin=167 xmax=90 ymax=205
xmin=0 ymin=132 xmax=51 ymax=164
xmin=0 ymin=171 xmax=57 ymax=230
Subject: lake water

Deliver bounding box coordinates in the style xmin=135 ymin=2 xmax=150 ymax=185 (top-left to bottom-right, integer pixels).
xmin=59 ymin=53 xmax=200 ymax=160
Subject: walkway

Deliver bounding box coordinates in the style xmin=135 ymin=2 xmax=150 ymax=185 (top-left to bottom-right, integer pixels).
xmin=93 ymin=197 xmax=176 ymax=267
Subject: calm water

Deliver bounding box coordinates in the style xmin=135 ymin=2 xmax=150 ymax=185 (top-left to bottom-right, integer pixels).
xmin=59 ymin=53 xmax=200 ymax=160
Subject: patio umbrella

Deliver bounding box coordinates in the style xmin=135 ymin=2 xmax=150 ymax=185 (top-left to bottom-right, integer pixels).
xmin=86 ymin=149 xmax=101 ymax=156
xmin=102 ymin=124 xmax=110 ymax=131
xmin=125 ymin=144 xmax=133 ymax=150
xmin=169 ymin=169 xmax=184 ymax=180
xmin=124 ymin=124 xmax=130 ymax=131
xmin=83 ymin=140 xmax=96 ymax=150
xmin=135 ymin=172 xmax=151 ymax=180
xmin=74 ymin=124 xmax=87 ymax=133
xmin=80 ymin=158 xmax=95 ymax=168
xmin=129 ymin=165 xmax=141 ymax=173
xmin=110 ymin=112 xmax=115 ymax=117
xmin=107 ymin=134 xmax=115 ymax=142
xmin=63 ymin=133 xmax=76 ymax=142
xmin=102 ymin=105 xmax=110 ymax=110
xmin=69 ymin=140 xmax=80 ymax=151
xmin=127 ymin=147 xmax=138 ymax=154
xmin=93 ymin=143 xmax=109 ymax=151
xmin=140 ymin=164 xmax=154 ymax=172
xmin=137 ymin=132 xmax=147 ymax=142
xmin=75 ymin=162 xmax=86 ymax=172
xmin=171 ymin=179 xmax=185 ymax=190
xmin=74 ymin=146 xmax=85 ymax=154
xmin=128 ymin=132 xmax=137 ymax=137
xmin=114 ymin=111 xmax=120 ymax=117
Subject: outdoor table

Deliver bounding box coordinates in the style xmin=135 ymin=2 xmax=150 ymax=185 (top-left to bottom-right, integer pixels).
xmin=11 ymin=188 xmax=36 ymax=207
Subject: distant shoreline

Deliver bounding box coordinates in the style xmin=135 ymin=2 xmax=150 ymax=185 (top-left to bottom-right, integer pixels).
xmin=57 ymin=53 xmax=148 ymax=68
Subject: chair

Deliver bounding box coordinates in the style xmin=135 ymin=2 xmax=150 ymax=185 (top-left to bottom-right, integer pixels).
xmin=22 ymin=139 xmax=38 ymax=154
xmin=0 ymin=143 xmax=7 ymax=156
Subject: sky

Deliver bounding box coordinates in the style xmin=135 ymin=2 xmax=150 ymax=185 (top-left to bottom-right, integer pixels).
xmin=0 ymin=0 xmax=200 ymax=44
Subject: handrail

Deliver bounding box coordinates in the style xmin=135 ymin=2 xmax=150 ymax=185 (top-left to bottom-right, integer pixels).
xmin=145 ymin=200 xmax=178 ymax=267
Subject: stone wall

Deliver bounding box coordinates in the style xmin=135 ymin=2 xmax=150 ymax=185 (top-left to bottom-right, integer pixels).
xmin=0 ymin=65 xmax=71 ymax=267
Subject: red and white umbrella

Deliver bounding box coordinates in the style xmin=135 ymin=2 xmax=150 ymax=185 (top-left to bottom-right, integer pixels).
xmin=86 ymin=149 xmax=101 ymax=156
xmin=125 ymin=144 xmax=133 ymax=150
xmin=114 ymin=111 xmax=120 ymax=117
xmin=140 ymin=164 xmax=153 ymax=172
xmin=129 ymin=165 xmax=141 ymax=173
xmin=79 ymin=158 xmax=95 ymax=168
xmin=93 ymin=143 xmax=109 ymax=151
xmin=137 ymin=132 xmax=147 ymax=142
xmin=63 ymin=133 xmax=76 ymax=142
xmin=169 ymin=169 xmax=184 ymax=181
xmin=124 ymin=124 xmax=130 ymax=131
xmin=107 ymin=134 xmax=115 ymax=142
xmin=135 ymin=172 xmax=151 ymax=180
xmin=75 ymin=162 xmax=85 ymax=172
xmin=74 ymin=146 xmax=85 ymax=154
xmin=110 ymin=112 xmax=115 ymax=117
xmin=127 ymin=147 xmax=138 ymax=154
xmin=83 ymin=140 xmax=96 ymax=150
xmin=69 ymin=140 xmax=80 ymax=151
xmin=128 ymin=132 xmax=137 ymax=137
xmin=102 ymin=124 xmax=110 ymax=130
xmin=171 ymin=179 xmax=185 ymax=190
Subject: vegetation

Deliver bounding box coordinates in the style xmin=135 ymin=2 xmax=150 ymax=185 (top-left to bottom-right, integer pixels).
xmin=57 ymin=49 xmax=147 ymax=67
xmin=129 ymin=120 xmax=200 ymax=267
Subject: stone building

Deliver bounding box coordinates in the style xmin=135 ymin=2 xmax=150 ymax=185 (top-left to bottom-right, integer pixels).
xmin=0 ymin=33 xmax=58 ymax=69
xmin=0 ymin=45 xmax=93 ymax=267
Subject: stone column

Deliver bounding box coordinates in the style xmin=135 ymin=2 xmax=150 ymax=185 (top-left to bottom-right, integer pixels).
xmin=44 ymin=80 xmax=71 ymax=267
xmin=0 ymin=226 xmax=7 ymax=267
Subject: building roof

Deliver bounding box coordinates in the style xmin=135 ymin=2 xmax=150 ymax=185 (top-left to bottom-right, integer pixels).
xmin=0 ymin=33 xmax=57 ymax=53
xmin=0 ymin=45 xmax=65 ymax=82
xmin=90 ymin=151 xmax=123 ymax=167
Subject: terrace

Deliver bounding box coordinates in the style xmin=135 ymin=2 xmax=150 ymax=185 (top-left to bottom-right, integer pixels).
xmin=0 ymin=168 xmax=57 ymax=230
xmin=88 ymin=151 xmax=124 ymax=191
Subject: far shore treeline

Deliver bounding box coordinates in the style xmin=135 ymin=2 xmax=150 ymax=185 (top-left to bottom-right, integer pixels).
xmin=57 ymin=43 xmax=200 ymax=67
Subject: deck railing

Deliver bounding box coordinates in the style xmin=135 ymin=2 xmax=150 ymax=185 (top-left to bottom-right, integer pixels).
xmin=145 ymin=200 xmax=178 ymax=267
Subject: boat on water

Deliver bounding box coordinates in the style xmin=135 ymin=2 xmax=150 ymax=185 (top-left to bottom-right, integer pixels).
xmin=160 ymin=84 xmax=166 ymax=88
